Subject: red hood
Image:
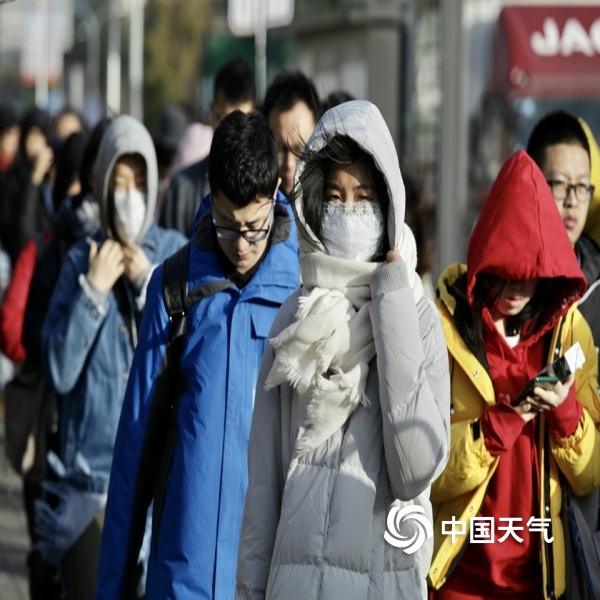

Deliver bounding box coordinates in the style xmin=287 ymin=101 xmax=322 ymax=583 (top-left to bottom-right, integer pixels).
xmin=467 ymin=150 xmax=586 ymax=307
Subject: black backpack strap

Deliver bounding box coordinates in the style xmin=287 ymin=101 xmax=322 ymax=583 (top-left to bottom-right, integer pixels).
xmin=151 ymin=244 xmax=191 ymax=551
xmin=162 ymin=244 xmax=190 ymax=342
xmin=120 ymin=243 xmax=236 ymax=598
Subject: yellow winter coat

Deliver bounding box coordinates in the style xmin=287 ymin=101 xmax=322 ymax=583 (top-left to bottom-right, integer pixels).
xmin=428 ymin=263 xmax=600 ymax=599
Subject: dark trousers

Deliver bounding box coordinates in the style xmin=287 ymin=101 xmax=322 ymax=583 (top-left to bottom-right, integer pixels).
xmin=63 ymin=508 xmax=105 ymax=600
xmin=23 ymin=478 xmax=61 ymax=600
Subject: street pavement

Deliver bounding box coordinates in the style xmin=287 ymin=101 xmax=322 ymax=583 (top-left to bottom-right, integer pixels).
xmin=0 ymin=404 xmax=30 ymax=600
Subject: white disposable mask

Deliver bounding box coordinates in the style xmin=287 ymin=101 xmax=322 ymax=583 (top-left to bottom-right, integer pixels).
xmin=113 ymin=188 xmax=146 ymax=242
xmin=320 ymin=200 xmax=385 ymax=261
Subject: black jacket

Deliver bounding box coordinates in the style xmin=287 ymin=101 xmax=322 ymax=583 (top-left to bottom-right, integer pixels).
xmin=576 ymin=232 xmax=600 ymax=353
xmin=1 ymin=160 xmax=51 ymax=264
xmin=23 ymin=192 xmax=100 ymax=364
xmin=158 ymin=157 xmax=210 ymax=238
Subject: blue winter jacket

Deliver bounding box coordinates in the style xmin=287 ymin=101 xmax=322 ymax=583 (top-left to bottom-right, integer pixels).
xmin=42 ymin=223 xmax=186 ymax=486
xmin=96 ymin=201 xmax=299 ymax=599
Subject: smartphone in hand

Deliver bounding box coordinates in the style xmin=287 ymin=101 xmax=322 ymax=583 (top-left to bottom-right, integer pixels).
xmin=511 ymin=375 xmax=560 ymax=406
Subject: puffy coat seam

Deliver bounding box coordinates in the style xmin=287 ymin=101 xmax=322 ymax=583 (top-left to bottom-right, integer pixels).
xmin=274 ymin=559 xmax=370 ymax=575
xmin=293 ymin=460 xmax=379 ymax=478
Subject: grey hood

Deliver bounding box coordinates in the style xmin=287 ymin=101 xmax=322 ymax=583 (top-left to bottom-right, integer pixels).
xmin=294 ymin=100 xmax=405 ymax=256
xmin=94 ymin=115 xmax=157 ymax=242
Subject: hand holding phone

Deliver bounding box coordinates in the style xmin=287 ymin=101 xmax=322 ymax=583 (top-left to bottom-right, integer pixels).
xmin=511 ymin=342 xmax=584 ymax=408
xmin=511 ymin=375 xmax=560 ymax=406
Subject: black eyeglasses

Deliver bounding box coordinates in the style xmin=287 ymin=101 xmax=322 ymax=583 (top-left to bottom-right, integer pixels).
xmin=546 ymin=180 xmax=595 ymax=204
xmin=212 ymin=200 xmax=275 ymax=242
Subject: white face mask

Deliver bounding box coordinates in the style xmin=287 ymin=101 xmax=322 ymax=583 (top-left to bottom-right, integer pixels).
xmin=113 ymin=188 xmax=146 ymax=242
xmin=320 ymin=200 xmax=385 ymax=261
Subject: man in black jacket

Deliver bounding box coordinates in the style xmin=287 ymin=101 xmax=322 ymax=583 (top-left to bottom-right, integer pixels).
xmin=159 ymin=58 xmax=255 ymax=237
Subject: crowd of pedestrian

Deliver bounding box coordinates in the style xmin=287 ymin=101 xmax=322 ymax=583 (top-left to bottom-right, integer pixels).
xmin=0 ymin=55 xmax=599 ymax=600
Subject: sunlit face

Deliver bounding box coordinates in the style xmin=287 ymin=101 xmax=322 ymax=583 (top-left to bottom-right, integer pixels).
xmin=541 ymin=143 xmax=591 ymax=247
xmin=25 ymin=126 xmax=48 ymax=162
xmin=113 ymin=154 xmax=147 ymax=194
xmin=490 ymin=279 xmax=538 ymax=320
xmin=0 ymin=124 xmax=20 ymax=160
xmin=325 ymin=158 xmax=379 ymax=205
xmin=269 ymin=101 xmax=317 ymax=197
xmin=55 ymin=113 xmax=82 ymax=140
xmin=210 ymin=91 xmax=254 ymax=129
xmin=212 ymin=184 xmax=279 ymax=275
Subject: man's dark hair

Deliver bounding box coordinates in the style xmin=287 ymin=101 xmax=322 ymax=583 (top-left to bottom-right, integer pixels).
xmin=214 ymin=57 xmax=256 ymax=105
xmin=209 ymin=110 xmax=278 ymax=207
xmin=262 ymin=70 xmax=320 ymax=124
xmin=52 ymin=130 xmax=88 ymax=209
xmin=0 ymin=103 xmax=17 ymax=134
xmin=526 ymin=110 xmax=591 ymax=168
xmin=322 ymin=90 xmax=355 ymax=113
xmin=80 ymin=117 xmax=112 ymax=196
xmin=297 ymin=134 xmax=389 ymax=256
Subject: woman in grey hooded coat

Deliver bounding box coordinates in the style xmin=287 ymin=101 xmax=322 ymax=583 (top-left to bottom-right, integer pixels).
xmin=235 ymin=100 xmax=451 ymax=600
xmin=39 ymin=115 xmax=186 ymax=599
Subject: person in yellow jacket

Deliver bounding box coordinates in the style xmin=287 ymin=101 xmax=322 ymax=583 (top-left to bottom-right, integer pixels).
xmin=428 ymin=150 xmax=600 ymax=600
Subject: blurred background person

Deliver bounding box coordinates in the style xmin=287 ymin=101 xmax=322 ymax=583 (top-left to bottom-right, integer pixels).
xmin=0 ymin=130 xmax=89 ymax=366
xmin=0 ymin=103 xmax=20 ymax=176
xmin=167 ymin=121 xmax=213 ymax=178
xmin=1 ymin=107 xmax=53 ymax=264
xmin=403 ymin=171 xmax=436 ymax=300
xmin=0 ymin=103 xmax=19 ymax=357
xmin=0 ymin=129 xmax=88 ymax=600
xmin=153 ymin=103 xmax=190 ymax=194
xmin=50 ymin=107 xmax=85 ymax=145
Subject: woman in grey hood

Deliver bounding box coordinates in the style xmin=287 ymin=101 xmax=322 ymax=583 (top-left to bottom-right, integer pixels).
xmin=235 ymin=100 xmax=451 ymax=600
xmin=39 ymin=115 xmax=186 ymax=599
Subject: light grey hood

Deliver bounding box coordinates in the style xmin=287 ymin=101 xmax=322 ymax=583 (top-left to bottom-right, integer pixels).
xmin=293 ymin=100 xmax=405 ymax=257
xmin=94 ymin=115 xmax=157 ymax=242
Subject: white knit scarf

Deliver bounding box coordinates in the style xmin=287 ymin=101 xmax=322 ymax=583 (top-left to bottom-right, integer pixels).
xmin=265 ymin=223 xmax=424 ymax=453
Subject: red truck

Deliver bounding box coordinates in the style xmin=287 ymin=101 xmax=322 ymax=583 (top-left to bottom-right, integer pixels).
xmin=473 ymin=4 xmax=600 ymax=205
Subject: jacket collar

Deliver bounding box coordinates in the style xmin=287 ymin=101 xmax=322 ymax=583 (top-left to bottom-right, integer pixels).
xmin=576 ymin=233 xmax=600 ymax=286
xmin=190 ymin=201 xmax=299 ymax=297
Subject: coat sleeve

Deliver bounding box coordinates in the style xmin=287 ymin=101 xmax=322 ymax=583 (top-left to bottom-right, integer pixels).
xmin=550 ymin=308 xmax=600 ymax=496
xmin=430 ymin=420 xmax=498 ymax=503
xmin=41 ymin=240 xmax=109 ymax=395
xmin=236 ymin=304 xmax=291 ymax=600
xmin=369 ymin=261 xmax=451 ymax=501
xmin=96 ymin=266 xmax=170 ymax=599
xmin=0 ymin=238 xmax=36 ymax=362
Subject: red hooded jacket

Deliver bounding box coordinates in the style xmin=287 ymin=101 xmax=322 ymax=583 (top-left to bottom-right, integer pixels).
xmin=437 ymin=151 xmax=587 ymax=599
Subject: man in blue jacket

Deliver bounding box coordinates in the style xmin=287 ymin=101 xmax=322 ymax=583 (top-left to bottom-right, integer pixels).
xmin=96 ymin=110 xmax=300 ymax=600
